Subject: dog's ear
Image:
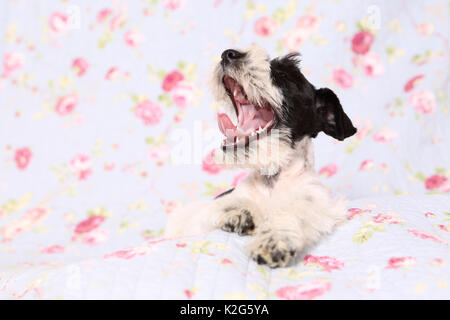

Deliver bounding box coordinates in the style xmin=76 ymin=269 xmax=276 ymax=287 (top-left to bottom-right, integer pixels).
xmin=315 ymin=88 xmax=357 ymax=141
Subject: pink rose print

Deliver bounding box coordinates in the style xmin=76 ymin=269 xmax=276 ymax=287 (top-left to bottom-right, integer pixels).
xmin=254 ymin=16 xmax=279 ymax=37
xmin=404 ymin=75 xmax=424 ymax=92
xmin=332 ymin=68 xmax=353 ymax=89
xmin=41 ymin=245 xmax=65 ymax=254
xmin=72 ymin=58 xmax=89 ymax=76
xmin=408 ymin=229 xmax=449 ymax=246
xmin=74 ymin=215 xmax=105 ymax=234
xmin=104 ymin=162 xmax=115 ymax=171
xmin=438 ymin=225 xmax=450 ymax=232
xmin=417 ymin=22 xmax=434 ymax=36
xmin=296 ymin=14 xmax=320 ymax=31
xmin=14 ymin=147 xmax=32 ymax=170
xmin=282 ymin=14 xmax=319 ymax=51
xmin=79 ymin=229 xmax=109 ymax=245
xmin=358 ymin=52 xmax=384 ymax=77
xmin=70 ymin=154 xmax=93 ymax=180
xmin=282 ymin=29 xmax=304 ymax=52
xmin=162 ymin=70 xmax=184 ymax=92
xmin=109 ymin=12 xmax=127 ymax=31
xmin=124 ymin=30 xmax=146 ymax=47
xmin=303 ymin=255 xmax=345 ymax=273
xmin=347 ymin=207 xmax=372 ymax=220
xmin=104 ymin=240 xmax=163 ymax=259
xmin=55 ymin=94 xmax=78 ymax=116
xmin=318 ymin=163 xmax=338 ymax=177
xmin=162 ymin=0 xmax=187 ymax=11
xmin=162 ymin=200 xmax=178 ymax=214
xmin=150 ymin=145 xmax=171 ymax=165
xmin=97 ymin=8 xmax=112 ymax=23
xmin=105 ymin=67 xmax=120 ymax=80
xmin=386 ymin=257 xmax=416 ymax=269
xmin=1 ymin=208 xmax=48 ymax=242
xmin=408 ymin=90 xmax=436 ymax=114
xmin=354 ymin=117 xmax=373 ymax=140
xmin=2 ymin=52 xmax=24 ymax=77
xmin=134 ymin=100 xmax=163 ymax=126
xmin=184 ymin=290 xmax=195 ymax=299
xmin=232 ymin=171 xmax=249 ymax=187
xmin=171 ymin=82 xmax=194 ymax=109
xmin=276 ymin=280 xmax=332 ymax=300
xmin=373 ymin=128 xmax=397 ymax=143
xmin=424 ymin=212 xmax=435 ymax=218
xmin=202 ymin=150 xmax=222 ymax=175
xmin=437 ymin=179 xmax=450 ymax=193
xmin=430 ymin=258 xmax=444 ymax=266
xmin=425 ymin=175 xmax=448 ymax=191
xmin=49 ymin=12 xmax=69 ymax=34
xmin=351 ymin=31 xmax=374 ymax=55
xmin=174 ymin=113 xmax=183 ymax=122
xmin=103 ymin=248 xmax=138 ymax=260
xmin=359 ymin=159 xmax=375 ymax=171
xmin=373 ymin=214 xmax=403 ymax=225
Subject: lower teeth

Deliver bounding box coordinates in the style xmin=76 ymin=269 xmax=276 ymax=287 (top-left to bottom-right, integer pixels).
xmin=223 ymin=128 xmax=268 ymax=145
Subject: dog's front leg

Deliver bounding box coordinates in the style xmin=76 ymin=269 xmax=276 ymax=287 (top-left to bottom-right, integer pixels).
xmin=247 ymin=190 xmax=347 ymax=268
xmin=247 ymin=214 xmax=303 ymax=268
xmin=215 ymin=191 xmax=263 ymax=236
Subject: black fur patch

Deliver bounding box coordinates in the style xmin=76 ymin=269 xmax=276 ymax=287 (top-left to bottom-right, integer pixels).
xmin=214 ymin=188 xmax=234 ymax=199
xmin=221 ymin=209 xmax=255 ymax=235
xmin=315 ymin=88 xmax=357 ymax=140
xmin=270 ymin=53 xmax=357 ymax=143
xmin=270 ymin=53 xmax=320 ymax=142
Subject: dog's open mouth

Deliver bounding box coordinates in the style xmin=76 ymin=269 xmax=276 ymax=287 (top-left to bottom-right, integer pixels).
xmin=218 ymin=76 xmax=275 ymax=147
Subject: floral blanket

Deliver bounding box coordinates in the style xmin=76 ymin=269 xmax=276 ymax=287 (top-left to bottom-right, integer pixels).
xmin=0 ymin=0 xmax=449 ymax=299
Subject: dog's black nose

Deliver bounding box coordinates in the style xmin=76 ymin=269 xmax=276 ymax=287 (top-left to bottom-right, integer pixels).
xmin=221 ymin=49 xmax=244 ymax=65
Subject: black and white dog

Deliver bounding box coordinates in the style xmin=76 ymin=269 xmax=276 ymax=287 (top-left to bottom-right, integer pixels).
xmin=165 ymin=45 xmax=357 ymax=268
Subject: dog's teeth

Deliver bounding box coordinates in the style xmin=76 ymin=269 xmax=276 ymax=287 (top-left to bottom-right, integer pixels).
xmin=233 ymin=89 xmax=237 ymax=96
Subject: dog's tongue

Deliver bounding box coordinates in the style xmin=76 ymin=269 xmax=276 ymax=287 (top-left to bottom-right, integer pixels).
xmin=218 ymin=104 xmax=273 ymax=140
xmin=219 ymin=76 xmax=275 ymax=142
xmin=217 ymin=113 xmax=236 ymax=138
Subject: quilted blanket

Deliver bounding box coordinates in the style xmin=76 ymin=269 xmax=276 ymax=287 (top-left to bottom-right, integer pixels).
xmin=0 ymin=0 xmax=449 ymax=299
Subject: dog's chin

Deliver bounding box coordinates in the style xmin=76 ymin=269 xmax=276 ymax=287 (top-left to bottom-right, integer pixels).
xmin=214 ymin=134 xmax=294 ymax=176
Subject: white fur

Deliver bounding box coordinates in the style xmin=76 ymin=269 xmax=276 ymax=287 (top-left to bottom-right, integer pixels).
xmin=213 ymin=128 xmax=294 ymax=175
xmin=164 ymin=201 xmax=223 ymax=237
xmin=165 ymin=138 xmax=348 ymax=267
xmin=211 ymin=44 xmax=284 ymax=116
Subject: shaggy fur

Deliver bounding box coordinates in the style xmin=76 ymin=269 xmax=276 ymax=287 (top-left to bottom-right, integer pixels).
xmin=165 ymin=45 xmax=357 ymax=268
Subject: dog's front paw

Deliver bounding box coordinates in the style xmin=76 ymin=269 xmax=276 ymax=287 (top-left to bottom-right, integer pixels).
xmin=249 ymin=231 xmax=297 ymax=268
xmin=221 ymin=208 xmax=255 ymax=236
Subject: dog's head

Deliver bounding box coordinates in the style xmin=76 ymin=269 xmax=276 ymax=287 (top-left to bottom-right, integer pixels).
xmin=211 ymin=45 xmax=357 ymax=173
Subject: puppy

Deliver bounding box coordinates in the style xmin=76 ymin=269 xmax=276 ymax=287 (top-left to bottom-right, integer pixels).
xmin=165 ymin=45 xmax=357 ymax=268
